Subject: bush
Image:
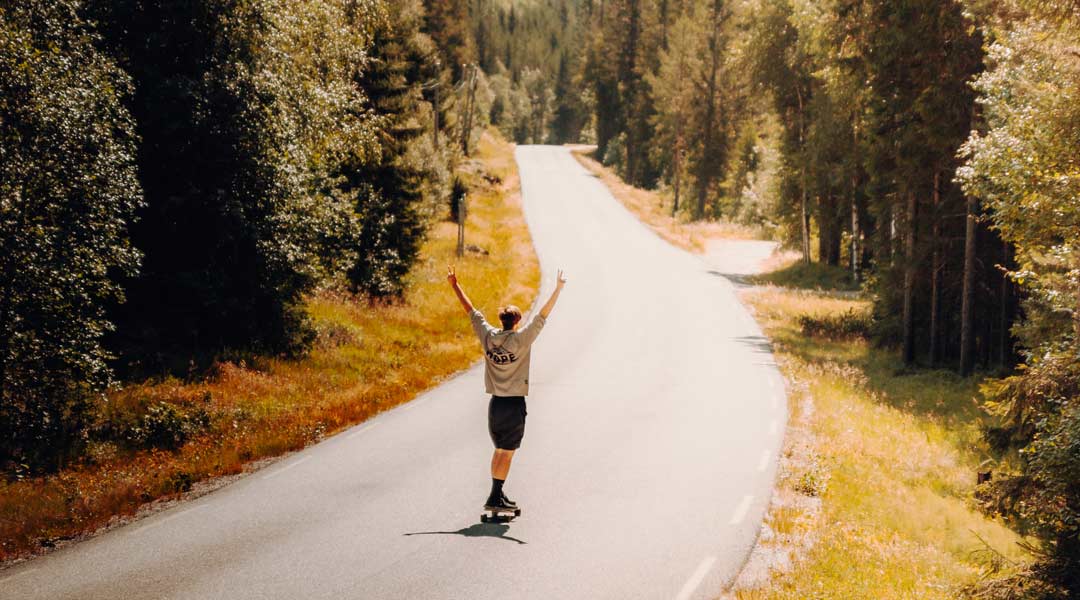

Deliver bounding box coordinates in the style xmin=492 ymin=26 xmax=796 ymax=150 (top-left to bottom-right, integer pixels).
xmin=603 ymin=132 xmax=628 ymax=175
xmin=94 ymin=397 xmax=211 ymax=452
xmin=977 ymin=356 xmax=1080 ymax=594
xmin=0 ymin=1 xmax=142 ymax=474
xmin=798 ymin=309 xmax=872 ymax=340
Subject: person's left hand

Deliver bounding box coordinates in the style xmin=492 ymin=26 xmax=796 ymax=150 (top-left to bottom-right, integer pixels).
xmin=447 ymin=265 xmax=458 ymax=286
xmin=556 ymin=269 xmax=567 ymax=288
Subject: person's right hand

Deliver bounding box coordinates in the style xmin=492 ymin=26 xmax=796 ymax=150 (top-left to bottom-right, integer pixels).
xmin=447 ymin=265 xmax=458 ymax=287
xmin=556 ymin=269 xmax=567 ymax=288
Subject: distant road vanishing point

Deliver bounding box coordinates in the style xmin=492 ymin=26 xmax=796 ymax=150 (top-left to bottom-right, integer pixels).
xmin=2 ymin=145 xmax=788 ymax=600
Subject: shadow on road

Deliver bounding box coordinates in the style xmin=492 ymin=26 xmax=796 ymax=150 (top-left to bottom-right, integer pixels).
xmin=403 ymin=523 xmax=527 ymax=545
xmin=735 ymin=335 xmax=775 ymax=356
xmin=706 ymin=269 xmax=754 ymax=288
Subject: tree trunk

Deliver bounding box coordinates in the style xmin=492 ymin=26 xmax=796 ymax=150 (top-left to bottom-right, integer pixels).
xmin=960 ymin=195 xmax=978 ymax=376
xmin=902 ymin=191 xmax=918 ymax=366
xmin=796 ymin=86 xmax=810 ymax=264
xmin=999 ymin=240 xmax=1011 ymax=367
xmin=460 ymin=65 xmax=478 ymax=154
xmin=929 ymin=171 xmax=941 ymax=368
xmin=672 ymin=135 xmax=682 ymax=217
xmin=623 ymin=0 xmax=641 ymax=183
xmin=695 ymin=0 xmax=723 ymax=220
xmin=818 ymin=197 xmax=841 ymax=266
xmin=850 ymin=186 xmax=860 ymax=281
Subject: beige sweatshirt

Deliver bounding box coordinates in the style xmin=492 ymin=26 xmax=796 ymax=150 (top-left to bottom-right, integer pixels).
xmin=470 ymin=309 xmax=546 ymax=397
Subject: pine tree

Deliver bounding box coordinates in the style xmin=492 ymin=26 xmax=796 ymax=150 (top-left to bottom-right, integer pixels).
xmin=346 ymin=0 xmax=442 ymax=297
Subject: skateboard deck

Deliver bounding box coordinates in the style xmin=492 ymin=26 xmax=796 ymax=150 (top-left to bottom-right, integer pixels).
xmin=480 ymin=506 xmax=521 ymax=523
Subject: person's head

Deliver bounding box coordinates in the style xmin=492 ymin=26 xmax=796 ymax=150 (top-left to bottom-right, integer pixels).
xmin=498 ymin=305 xmax=522 ymax=330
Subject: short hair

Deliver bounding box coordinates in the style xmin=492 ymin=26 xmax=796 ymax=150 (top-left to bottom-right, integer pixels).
xmin=498 ymin=305 xmax=522 ymax=330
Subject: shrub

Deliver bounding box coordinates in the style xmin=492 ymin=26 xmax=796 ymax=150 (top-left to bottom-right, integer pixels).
xmin=798 ymin=309 xmax=872 ymax=340
xmin=0 ymin=1 xmax=142 ymax=474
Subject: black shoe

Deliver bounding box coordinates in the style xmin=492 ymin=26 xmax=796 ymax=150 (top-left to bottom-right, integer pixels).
xmin=484 ymin=495 xmax=515 ymax=511
xmin=501 ymin=492 xmax=518 ymax=508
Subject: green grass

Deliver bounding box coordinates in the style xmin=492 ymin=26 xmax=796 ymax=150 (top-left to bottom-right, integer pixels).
xmin=735 ymin=286 xmax=1031 ymax=599
xmin=748 ymin=260 xmax=861 ymax=292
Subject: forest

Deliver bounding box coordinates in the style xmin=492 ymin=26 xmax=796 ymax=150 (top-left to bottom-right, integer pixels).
xmin=2 ymin=0 xmax=1079 ymax=595
xmin=1 ymin=0 xmax=474 ymax=501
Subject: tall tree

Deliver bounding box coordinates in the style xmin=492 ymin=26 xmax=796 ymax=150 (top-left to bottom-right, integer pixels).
xmin=89 ymin=0 xmax=382 ymax=371
xmin=0 ymin=0 xmax=142 ymax=472
xmin=345 ymin=0 xmax=446 ymax=296
xmin=960 ymin=0 xmax=1080 ymax=591
xmin=423 ymin=0 xmax=475 ymax=80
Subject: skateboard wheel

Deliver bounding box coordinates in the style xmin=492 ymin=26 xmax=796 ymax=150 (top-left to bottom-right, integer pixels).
xmin=514 ymin=509 xmax=521 ymax=516
xmin=481 ymin=514 xmax=489 ymax=523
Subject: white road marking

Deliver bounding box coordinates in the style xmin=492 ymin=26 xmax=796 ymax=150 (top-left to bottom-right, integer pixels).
xmin=137 ymin=504 xmax=208 ymax=534
xmin=674 ymin=555 xmax=717 ymax=600
xmin=769 ymin=419 xmax=780 ymax=436
xmin=728 ymin=495 xmax=754 ymax=525
xmin=346 ymin=423 xmax=379 ymax=439
xmin=261 ymin=455 xmax=311 ymax=481
xmin=757 ymin=450 xmax=771 ymax=472
xmin=771 ymin=394 xmax=780 ymax=411
xmin=0 ymin=567 xmax=37 ymax=583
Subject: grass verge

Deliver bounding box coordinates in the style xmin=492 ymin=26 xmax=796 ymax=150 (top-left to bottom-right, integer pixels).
xmin=568 ymin=147 xmax=762 ymax=252
xmin=746 ymin=259 xmax=861 ymax=293
xmin=0 ymin=130 xmax=538 ymax=563
xmin=730 ymin=286 xmax=1032 ymax=599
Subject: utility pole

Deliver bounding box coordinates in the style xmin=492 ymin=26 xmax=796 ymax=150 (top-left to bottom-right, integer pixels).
xmin=460 ymin=64 xmax=479 ymax=155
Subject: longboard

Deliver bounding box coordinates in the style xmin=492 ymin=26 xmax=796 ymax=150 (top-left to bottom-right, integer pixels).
xmin=480 ymin=506 xmax=521 ymax=524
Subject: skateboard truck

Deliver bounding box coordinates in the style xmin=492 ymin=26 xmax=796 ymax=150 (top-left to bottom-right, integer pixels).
xmin=480 ymin=506 xmax=521 ymax=524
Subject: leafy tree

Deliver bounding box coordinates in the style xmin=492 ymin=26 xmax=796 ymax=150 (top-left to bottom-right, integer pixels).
xmin=0 ymin=1 xmax=142 ymax=473
xmin=87 ymin=0 xmax=380 ymax=371
xmin=646 ymin=11 xmax=705 ymax=216
xmin=960 ymin=1 xmax=1080 ymax=593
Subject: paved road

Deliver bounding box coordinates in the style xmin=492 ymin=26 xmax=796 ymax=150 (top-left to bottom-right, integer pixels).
xmin=1 ymin=146 xmax=787 ymax=600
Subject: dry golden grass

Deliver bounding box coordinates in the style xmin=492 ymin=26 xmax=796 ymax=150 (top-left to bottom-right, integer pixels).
xmin=0 ymin=130 xmax=539 ymax=562
xmin=568 ymin=147 xmax=762 ymax=252
xmin=733 ymin=287 xmax=1032 ymax=599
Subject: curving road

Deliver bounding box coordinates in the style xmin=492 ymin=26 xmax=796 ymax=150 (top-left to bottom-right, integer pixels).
xmin=1 ymin=146 xmax=787 ymax=600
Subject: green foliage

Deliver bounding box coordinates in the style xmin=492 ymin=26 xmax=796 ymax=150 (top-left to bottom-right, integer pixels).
xmin=341 ymin=0 xmax=447 ymax=297
xmin=96 ymin=400 xmax=211 ymax=451
xmin=473 ymin=0 xmax=589 ymax=143
xmin=799 ymin=309 xmax=873 ymax=341
xmin=749 ymin=260 xmax=861 ymax=292
xmin=73 ymin=0 xmax=463 ymax=373
xmin=958 ymin=2 xmax=1080 ymax=593
xmin=90 ymin=0 xmax=336 ymax=366
xmin=0 ymin=1 xmax=142 ymax=473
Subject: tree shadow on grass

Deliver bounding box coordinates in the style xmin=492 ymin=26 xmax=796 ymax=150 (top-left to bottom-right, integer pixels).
xmin=404 ymin=522 xmax=526 ymax=545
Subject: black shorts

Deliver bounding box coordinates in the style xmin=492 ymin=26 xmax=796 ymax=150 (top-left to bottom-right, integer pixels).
xmin=488 ymin=395 xmax=527 ymax=450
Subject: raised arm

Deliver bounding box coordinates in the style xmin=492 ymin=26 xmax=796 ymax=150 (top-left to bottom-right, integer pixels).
xmin=538 ymin=269 xmax=568 ymax=319
xmin=447 ymin=265 xmax=474 ymax=314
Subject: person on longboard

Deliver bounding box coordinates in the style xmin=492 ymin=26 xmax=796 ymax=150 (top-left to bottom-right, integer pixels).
xmin=447 ymin=265 xmax=567 ymax=513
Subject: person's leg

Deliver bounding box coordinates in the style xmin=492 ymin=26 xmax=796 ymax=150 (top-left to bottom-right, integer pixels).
xmin=486 ymin=396 xmax=524 ymax=507
xmin=491 ymin=448 xmax=515 ymax=480
xmin=487 ymin=449 xmax=514 ymax=506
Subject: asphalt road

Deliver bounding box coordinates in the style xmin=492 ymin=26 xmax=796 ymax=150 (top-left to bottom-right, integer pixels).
xmin=1 ymin=146 xmax=787 ymax=600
